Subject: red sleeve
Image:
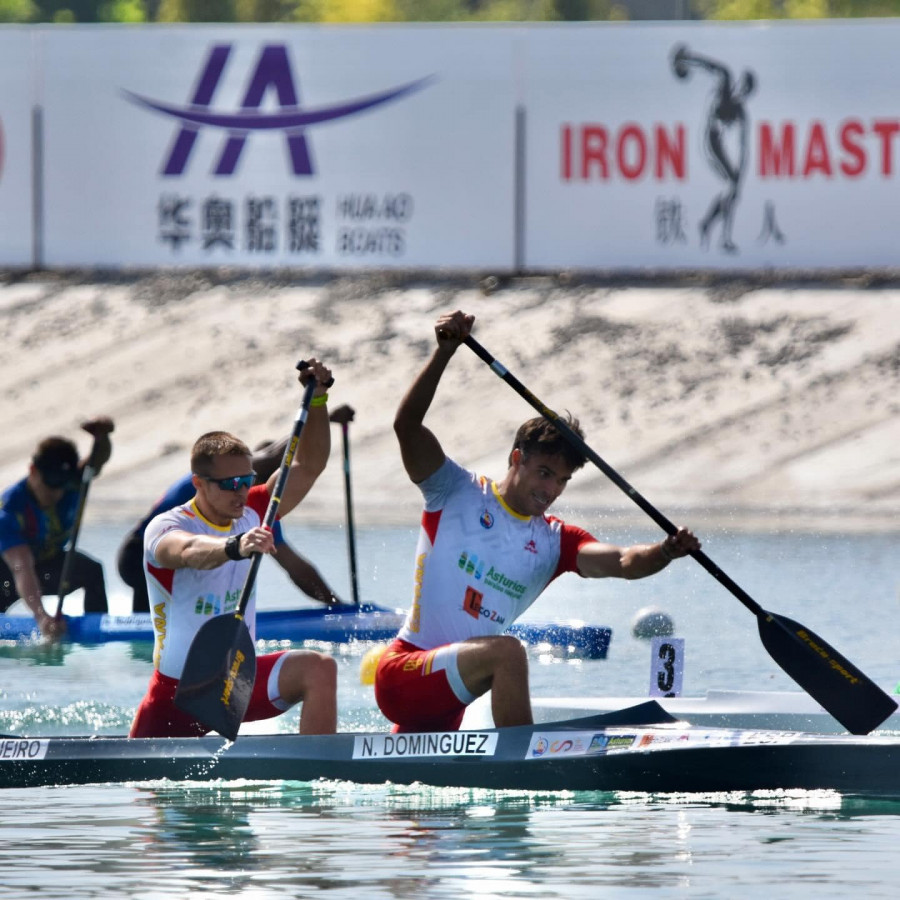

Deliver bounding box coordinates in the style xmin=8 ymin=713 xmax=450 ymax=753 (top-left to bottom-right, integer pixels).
xmin=556 ymin=522 xmax=597 ymax=578
xmin=246 ymin=485 xmax=271 ymax=524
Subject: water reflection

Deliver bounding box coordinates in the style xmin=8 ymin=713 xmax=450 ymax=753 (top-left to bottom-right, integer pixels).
xmin=0 ymin=640 xmax=70 ymax=666
xmin=128 ymin=780 xmax=599 ymax=894
xmin=3 ymin=777 xmax=900 ymax=899
xmin=134 ymin=779 xmax=888 ymax=896
xmin=136 ymin=784 xmax=267 ymax=894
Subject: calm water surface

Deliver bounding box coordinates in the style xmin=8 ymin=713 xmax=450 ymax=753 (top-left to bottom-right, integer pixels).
xmin=1 ymin=522 xmax=898 ymax=898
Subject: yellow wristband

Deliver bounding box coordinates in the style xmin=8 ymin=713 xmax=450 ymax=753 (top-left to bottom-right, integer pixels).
xmin=310 ymin=393 xmax=328 ymax=408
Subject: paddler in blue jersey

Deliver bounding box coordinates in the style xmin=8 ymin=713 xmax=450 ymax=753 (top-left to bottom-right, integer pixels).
xmin=0 ymin=417 xmax=115 ymax=639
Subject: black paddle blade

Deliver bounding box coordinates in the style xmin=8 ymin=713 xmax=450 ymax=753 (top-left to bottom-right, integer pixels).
xmin=757 ymin=611 xmax=897 ymax=735
xmin=174 ymin=614 xmax=257 ymax=741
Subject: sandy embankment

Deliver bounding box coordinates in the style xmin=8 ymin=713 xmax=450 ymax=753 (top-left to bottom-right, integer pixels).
xmin=0 ymin=272 xmax=898 ymax=534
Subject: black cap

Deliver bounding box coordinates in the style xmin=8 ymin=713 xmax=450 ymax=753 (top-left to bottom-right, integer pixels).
xmin=33 ymin=437 xmax=79 ymax=489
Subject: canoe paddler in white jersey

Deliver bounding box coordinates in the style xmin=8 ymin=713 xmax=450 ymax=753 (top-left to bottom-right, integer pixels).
xmin=129 ymin=358 xmax=338 ymax=739
xmin=374 ymin=311 xmax=701 ymax=733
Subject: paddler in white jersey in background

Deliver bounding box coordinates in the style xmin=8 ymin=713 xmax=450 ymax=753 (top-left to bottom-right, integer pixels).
xmin=374 ymin=311 xmax=701 ymax=733
xmin=129 ymin=358 xmax=338 ymax=739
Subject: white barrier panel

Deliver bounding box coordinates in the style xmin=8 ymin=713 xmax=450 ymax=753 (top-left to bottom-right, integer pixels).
xmin=41 ymin=27 xmax=514 ymax=268
xmin=0 ymin=33 xmax=35 ymax=267
xmin=523 ymin=21 xmax=900 ymax=270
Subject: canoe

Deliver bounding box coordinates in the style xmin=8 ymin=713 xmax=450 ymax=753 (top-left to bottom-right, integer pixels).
xmin=0 ymin=607 xmax=612 ymax=658
xmin=461 ymin=689 xmax=900 ymax=734
xmin=3 ymin=701 xmax=900 ymax=793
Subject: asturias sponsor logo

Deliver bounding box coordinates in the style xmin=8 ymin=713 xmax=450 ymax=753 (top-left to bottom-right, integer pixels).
xmin=587 ymin=733 xmax=637 ymax=753
xmin=193 ymin=589 xmax=239 ymax=616
xmin=485 ymin=564 xmax=526 ymax=600
xmin=458 ymin=550 xmax=484 ymax=579
xmin=124 ymin=44 xmax=434 ymax=177
xmin=459 ymin=551 xmax=527 ymax=600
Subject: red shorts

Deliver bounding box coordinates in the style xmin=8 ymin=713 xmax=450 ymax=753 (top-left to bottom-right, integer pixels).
xmin=374 ymin=639 xmax=467 ymax=733
xmin=130 ymin=651 xmax=289 ymax=738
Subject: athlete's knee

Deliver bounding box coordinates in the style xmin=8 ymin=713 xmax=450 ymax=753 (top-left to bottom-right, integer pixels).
xmin=280 ymin=650 xmax=337 ymax=701
xmin=309 ymin=652 xmax=338 ymax=690
xmin=493 ymin=634 xmax=528 ymax=667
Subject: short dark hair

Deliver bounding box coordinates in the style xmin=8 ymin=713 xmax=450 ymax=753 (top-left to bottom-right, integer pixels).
xmin=33 ymin=436 xmax=79 ymax=487
xmin=508 ymin=415 xmax=586 ymax=471
xmin=191 ymin=431 xmax=252 ymax=477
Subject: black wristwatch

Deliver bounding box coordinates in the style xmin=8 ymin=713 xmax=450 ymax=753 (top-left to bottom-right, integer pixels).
xmin=224 ymin=533 xmax=245 ymax=561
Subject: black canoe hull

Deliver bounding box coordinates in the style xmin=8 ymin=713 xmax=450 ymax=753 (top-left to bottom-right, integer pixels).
xmin=4 ymin=703 xmax=900 ymax=794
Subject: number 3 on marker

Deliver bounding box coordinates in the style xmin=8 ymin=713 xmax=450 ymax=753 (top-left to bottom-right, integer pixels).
xmin=649 ymin=637 xmax=684 ymax=698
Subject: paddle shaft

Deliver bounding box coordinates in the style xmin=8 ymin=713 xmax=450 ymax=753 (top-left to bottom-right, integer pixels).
xmin=54 ymin=463 xmax=95 ymax=620
xmin=234 ymin=376 xmax=318 ymax=618
xmin=463 ymin=336 xmax=767 ymax=617
xmin=337 ymin=421 xmax=361 ymax=606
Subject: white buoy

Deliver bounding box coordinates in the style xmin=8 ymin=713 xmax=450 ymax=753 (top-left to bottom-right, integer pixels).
xmin=631 ymin=606 xmax=675 ymax=640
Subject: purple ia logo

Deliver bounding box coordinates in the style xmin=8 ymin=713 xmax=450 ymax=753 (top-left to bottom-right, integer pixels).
xmin=124 ymin=44 xmax=433 ymax=177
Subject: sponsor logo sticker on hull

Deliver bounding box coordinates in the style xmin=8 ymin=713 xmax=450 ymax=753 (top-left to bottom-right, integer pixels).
xmin=0 ymin=739 xmax=49 ymax=761
xmin=353 ymin=731 xmax=498 ymax=759
xmin=99 ymin=614 xmax=154 ymax=632
xmin=527 ymin=732 xmax=594 ymax=758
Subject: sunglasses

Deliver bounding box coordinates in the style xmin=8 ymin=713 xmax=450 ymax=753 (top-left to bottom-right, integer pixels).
xmin=200 ymin=473 xmax=256 ymax=492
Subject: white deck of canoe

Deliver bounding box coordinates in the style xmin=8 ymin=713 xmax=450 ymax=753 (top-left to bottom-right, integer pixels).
xmin=459 ymin=690 xmax=900 ymax=734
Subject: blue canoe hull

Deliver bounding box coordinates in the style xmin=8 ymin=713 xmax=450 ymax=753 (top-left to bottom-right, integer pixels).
xmin=0 ymin=607 xmax=611 ymax=658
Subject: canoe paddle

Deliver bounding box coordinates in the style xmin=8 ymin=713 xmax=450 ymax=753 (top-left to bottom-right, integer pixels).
xmin=54 ymin=463 xmax=96 ymax=620
xmin=174 ymin=367 xmax=320 ymax=741
xmin=329 ymin=405 xmax=361 ymax=606
xmin=464 ymin=334 xmax=898 ymax=735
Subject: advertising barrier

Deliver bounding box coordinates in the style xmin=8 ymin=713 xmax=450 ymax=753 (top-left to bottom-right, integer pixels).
xmin=522 ymin=21 xmax=900 ymax=270
xmin=0 ymin=32 xmax=36 ymax=268
xmin=41 ymin=27 xmax=515 ymax=268
xmin=3 ymin=22 xmax=899 ymax=271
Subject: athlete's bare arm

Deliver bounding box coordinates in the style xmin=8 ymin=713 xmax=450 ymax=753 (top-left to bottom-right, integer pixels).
xmin=576 ymin=527 xmax=700 ymax=579
xmin=394 ymin=311 xmax=474 ymax=484
xmin=154 ymin=526 xmax=275 ymax=571
xmin=269 ymin=358 xmax=333 ymax=518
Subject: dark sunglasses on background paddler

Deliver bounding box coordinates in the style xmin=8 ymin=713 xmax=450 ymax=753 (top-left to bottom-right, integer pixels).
xmin=198 ymin=473 xmax=257 ymax=492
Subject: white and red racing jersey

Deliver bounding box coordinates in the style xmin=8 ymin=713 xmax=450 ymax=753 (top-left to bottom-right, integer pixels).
xmin=396 ymin=458 xmax=596 ymax=650
xmin=143 ymin=485 xmax=271 ymax=678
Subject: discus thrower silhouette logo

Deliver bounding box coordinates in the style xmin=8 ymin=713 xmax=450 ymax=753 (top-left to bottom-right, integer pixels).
xmin=672 ymin=45 xmax=756 ymax=254
xmin=124 ymin=44 xmax=434 ymax=177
